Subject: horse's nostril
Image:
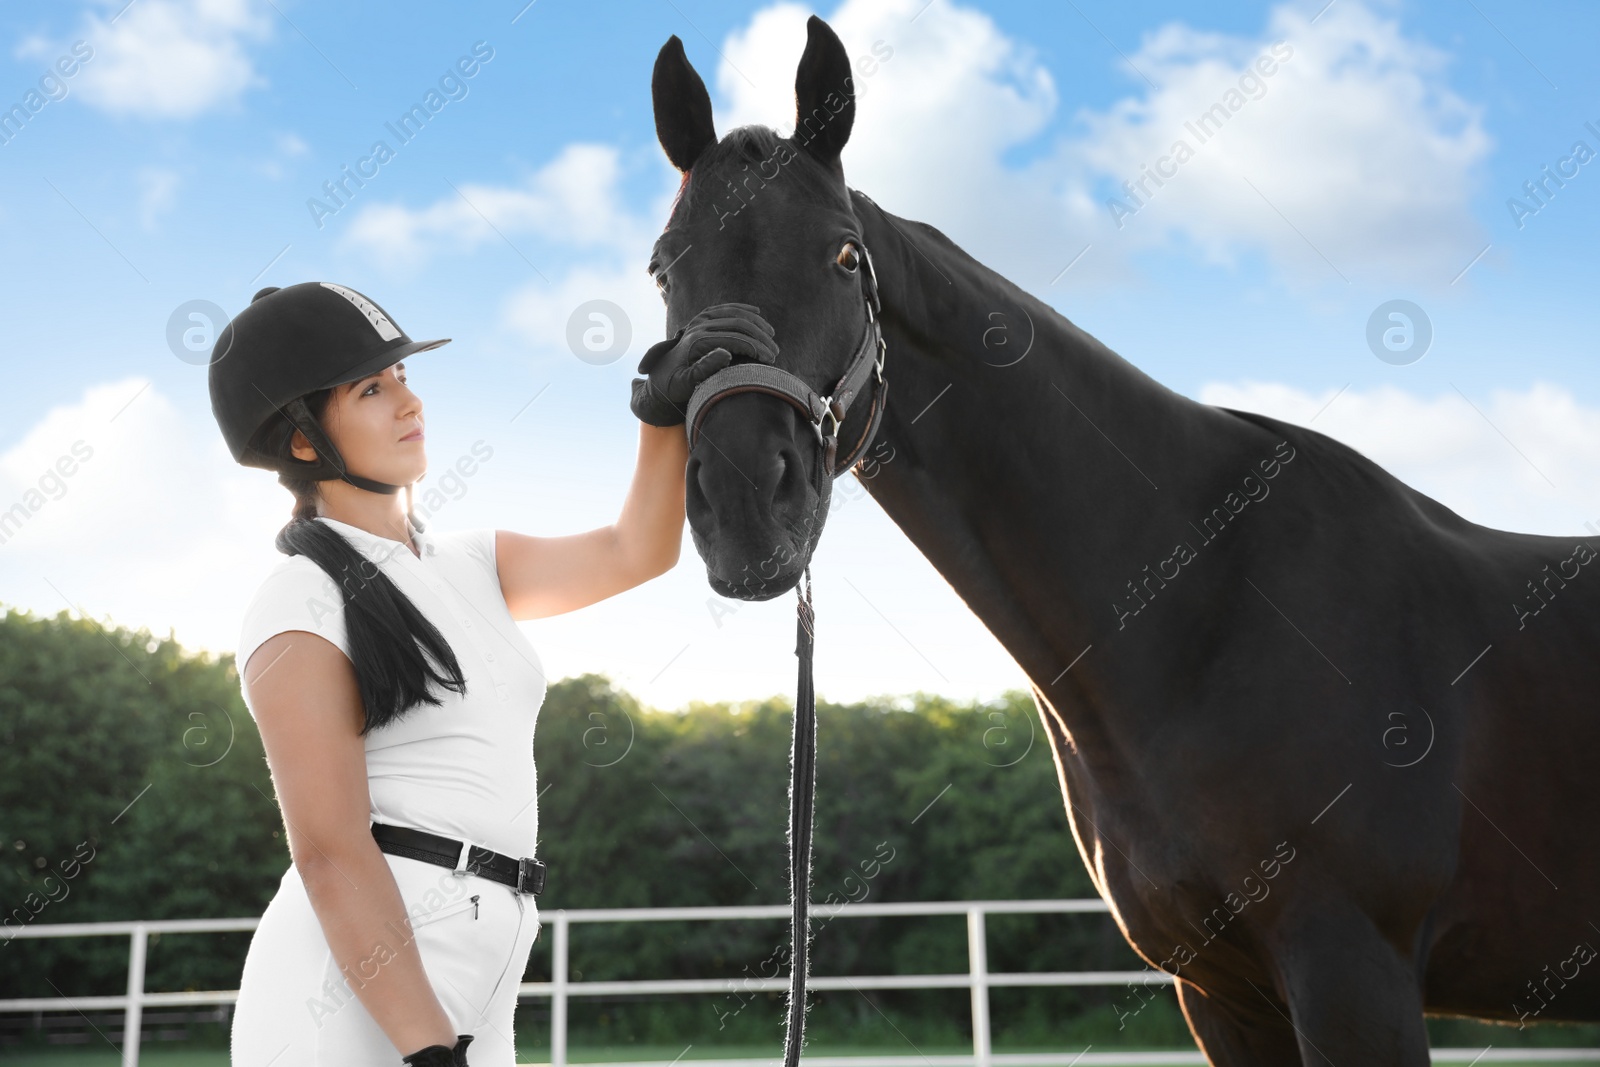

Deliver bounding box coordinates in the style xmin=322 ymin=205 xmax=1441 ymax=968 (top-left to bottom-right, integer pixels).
xmin=770 ymin=449 xmax=802 ymax=501
xmin=685 ymin=456 xmax=714 ymax=516
xmin=693 ymin=457 xmax=716 ymax=502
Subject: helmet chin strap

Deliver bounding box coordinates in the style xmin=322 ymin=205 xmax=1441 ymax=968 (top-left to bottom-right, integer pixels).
xmin=277 ymin=395 xmax=407 ymax=495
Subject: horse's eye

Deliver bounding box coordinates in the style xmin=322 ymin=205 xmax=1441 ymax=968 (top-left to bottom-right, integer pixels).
xmin=837 ymin=243 xmax=861 ymax=273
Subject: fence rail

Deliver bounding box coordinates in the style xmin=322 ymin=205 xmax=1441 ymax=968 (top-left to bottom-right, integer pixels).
xmin=3 ymin=899 xmax=1595 ymax=1067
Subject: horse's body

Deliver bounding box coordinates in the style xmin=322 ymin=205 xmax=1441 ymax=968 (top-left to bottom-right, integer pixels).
xmin=648 ymin=18 xmax=1600 ymax=1062
xmin=845 ymin=188 xmax=1600 ymax=1054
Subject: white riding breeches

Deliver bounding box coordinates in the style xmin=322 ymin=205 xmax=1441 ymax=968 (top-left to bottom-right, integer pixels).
xmin=230 ymin=852 xmax=541 ymax=1066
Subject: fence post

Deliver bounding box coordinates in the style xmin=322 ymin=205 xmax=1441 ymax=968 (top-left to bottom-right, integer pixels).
xmin=966 ymin=908 xmax=990 ymax=1067
xmin=551 ymin=911 xmax=569 ymax=1067
xmin=123 ymin=923 xmax=147 ymax=1067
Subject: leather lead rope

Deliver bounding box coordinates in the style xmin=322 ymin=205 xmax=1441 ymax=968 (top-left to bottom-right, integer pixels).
xmin=785 ymin=378 xmax=840 ymax=1067
xmin=680 ymin=237 xmax=886 ymax=1067
xmin=786 ymin=564 xmax=818 ymax=1067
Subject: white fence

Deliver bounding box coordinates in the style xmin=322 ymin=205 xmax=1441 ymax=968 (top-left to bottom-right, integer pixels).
xmin=2 ymin=898 xmax=1595 ymax=1067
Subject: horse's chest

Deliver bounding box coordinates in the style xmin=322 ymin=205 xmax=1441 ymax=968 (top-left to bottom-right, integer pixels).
xmin=1093 ymin=839 xmax=1300 ymax=983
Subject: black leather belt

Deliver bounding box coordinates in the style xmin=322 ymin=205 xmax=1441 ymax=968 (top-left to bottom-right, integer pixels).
xmin=371 ymin=821 xmax=546 ymax=897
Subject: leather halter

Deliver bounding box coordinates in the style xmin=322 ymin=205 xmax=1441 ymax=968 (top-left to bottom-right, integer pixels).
xmin=683 ymin=242 xmax=888 ymax=480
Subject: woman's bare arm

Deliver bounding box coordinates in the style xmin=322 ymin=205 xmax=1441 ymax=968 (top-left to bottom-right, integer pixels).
xmin=244 ymin=631 xmax=457 ymax=1054
xmin=495 ymin=421 xmax=689 ymax=620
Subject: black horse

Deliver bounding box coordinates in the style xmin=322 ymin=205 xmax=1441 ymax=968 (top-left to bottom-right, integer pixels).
xmin=648 ymin=15 xmax=1600 ymax=1064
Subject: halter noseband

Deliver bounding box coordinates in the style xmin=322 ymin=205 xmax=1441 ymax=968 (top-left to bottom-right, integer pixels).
xmin=682 ymin=242 xmax=888 ymax=479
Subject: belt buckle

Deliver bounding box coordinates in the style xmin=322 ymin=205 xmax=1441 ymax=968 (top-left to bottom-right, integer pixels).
xmin=516 ymin=857 xmax=543 ymax=896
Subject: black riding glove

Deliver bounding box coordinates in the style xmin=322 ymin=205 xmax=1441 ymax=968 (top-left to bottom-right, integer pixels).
xmin=402 ymin=1033 xmax=473 ymax=1066
xmin=630 ymin=303 xmax=779 ymax=427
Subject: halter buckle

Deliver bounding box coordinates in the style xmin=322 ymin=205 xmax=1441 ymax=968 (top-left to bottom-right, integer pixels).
xmin=816 ymin=399 xmax=840 ymax=443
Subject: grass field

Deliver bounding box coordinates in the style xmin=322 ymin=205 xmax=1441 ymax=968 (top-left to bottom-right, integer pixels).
xmin=3 ymin=1043 xmax=1600 ymax=1066
xmin=3 ymin=1005 xmax=1597 ymax=1066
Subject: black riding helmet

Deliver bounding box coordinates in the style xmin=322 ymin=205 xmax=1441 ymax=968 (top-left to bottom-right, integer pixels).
xmin=208 ymin=282 xmax=450 ymax=494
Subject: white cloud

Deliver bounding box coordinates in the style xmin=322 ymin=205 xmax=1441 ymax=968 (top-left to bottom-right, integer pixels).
xmin=0 ymin=377 xmax=291 ymax=658
xmin=137 ymin=167 xmax=179 ymax=229
xmin=713 ymin=0 xmax=1070 ymax=286
xmin=335 ymin=0 xmax=1068 ymax=296
xmin=332 ymin=0 xmax=1492 ymax=346
xmin=718 ymin=0 xmax=1057 ymax=169
xmin=340 ymin=142 xmax=674 ymax=354
xmin=340 ymin=0 xmax=1494 ymax=324
xmin=702 ymin=0 xmax=1489 ymax=289
xmin=340 ymin=143 xmax=651 ymax=264
xmin=1062 ymin=1 xmax=1493 ymax=281
xmin=500 ymin=264 xmax=667 ymax=366
xmin=255 ymin=131 xmax=310 ymax=179
xmin=339 ymin=0 xmax=1067 ymax=312
xmin=41 ymin=0 xmax=272 ymax=119
xmin=0 ymin=374 xmax=1024 ymax=711
xmin=1197 ymin=380 xmax=1600 ymax=536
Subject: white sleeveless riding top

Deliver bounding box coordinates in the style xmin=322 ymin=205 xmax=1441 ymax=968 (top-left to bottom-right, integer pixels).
xmin=234 ymin=516 xmax=546 ymax=860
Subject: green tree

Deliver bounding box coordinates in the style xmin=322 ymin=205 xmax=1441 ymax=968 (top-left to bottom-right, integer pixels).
xmin=0 ymin=605 xmax=284 ymax=1000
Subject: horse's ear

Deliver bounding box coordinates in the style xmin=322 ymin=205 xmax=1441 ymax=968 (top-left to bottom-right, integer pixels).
xmin=653 ymin=35 xmax=717 ymax=173
xmin=792 ymin=15 xmax=855 ymax=172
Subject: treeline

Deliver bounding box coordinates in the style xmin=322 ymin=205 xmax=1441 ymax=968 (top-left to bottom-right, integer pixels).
xmin=0 ymin=604 xmax=1181 ymax=1051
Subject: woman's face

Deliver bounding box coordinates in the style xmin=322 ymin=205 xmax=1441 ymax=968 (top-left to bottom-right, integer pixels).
xmin=291 ymin=361 xmax=427 ymax=485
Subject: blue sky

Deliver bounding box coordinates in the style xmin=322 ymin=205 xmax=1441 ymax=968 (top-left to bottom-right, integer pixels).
xmin=2 ymin=0 xmax=1597 ymax=709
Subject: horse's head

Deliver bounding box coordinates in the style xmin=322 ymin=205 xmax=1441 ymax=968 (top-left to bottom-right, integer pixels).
xmin=651 ymin=15 xmax=883 ymax=602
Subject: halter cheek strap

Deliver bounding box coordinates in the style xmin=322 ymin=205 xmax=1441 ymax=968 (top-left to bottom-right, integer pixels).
xmin=683 ymin=241 xmax=888 ymax=480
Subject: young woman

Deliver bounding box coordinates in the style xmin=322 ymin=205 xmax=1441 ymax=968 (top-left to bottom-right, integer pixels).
xmin=209 ymin=282 xmax=777 ymax=1066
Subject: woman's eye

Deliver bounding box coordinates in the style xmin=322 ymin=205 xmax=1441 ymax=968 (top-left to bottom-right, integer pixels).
xmin=837 ymin=243 xmax=861 ymax=272
xmin=363 ymin=383 xmax=379 ymax=396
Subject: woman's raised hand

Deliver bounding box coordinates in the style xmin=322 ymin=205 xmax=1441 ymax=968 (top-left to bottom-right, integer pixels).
xmin=629 ymin=303 xmax=779 ymax=427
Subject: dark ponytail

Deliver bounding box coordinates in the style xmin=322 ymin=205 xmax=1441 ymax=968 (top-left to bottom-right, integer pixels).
xmin=250 ymin=388 xmax=467 ymax=735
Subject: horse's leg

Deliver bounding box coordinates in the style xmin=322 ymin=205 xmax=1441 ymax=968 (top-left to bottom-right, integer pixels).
xmin=1271 ymin=900 xmax=1432 ymax=1067
xmin=1175 ymin=978 xmax=1302 ymax=1067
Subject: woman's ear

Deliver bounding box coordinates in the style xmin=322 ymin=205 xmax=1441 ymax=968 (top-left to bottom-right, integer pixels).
xmin=291 ymin=394 xmax=338 ymax=462
xmin=290 ymin=427 xmax=316 ymax=463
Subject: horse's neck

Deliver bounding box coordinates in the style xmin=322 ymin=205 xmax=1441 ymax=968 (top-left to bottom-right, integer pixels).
xmin=851 ymin=192 xmax=1265 ymax=708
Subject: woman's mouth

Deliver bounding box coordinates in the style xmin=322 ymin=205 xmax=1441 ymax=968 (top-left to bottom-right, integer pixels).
xmin=401 ymin=429 xmax=424 ymax=442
